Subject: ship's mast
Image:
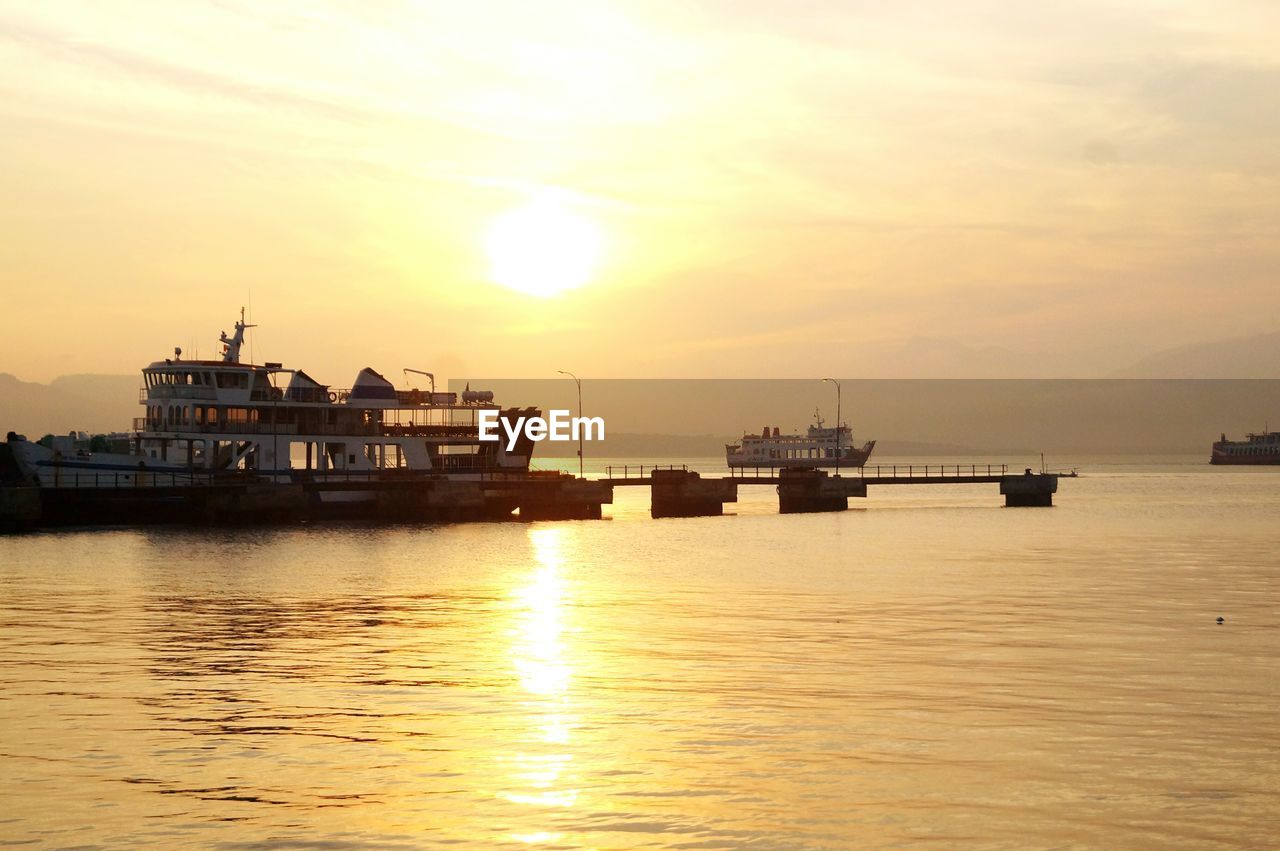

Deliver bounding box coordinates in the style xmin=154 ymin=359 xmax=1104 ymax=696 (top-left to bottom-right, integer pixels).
xmin=219 ymin=307 xmax=257 ymax=363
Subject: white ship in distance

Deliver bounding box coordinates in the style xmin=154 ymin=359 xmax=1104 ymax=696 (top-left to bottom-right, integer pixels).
xmin=726 ymin=410 xmax=875 ymax=469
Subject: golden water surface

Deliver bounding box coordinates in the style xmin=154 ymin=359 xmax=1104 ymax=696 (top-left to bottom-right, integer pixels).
xmin=1 ymin=459 xmax=1277 ymax=848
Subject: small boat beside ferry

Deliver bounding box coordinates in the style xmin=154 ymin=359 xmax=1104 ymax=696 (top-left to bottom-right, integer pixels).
xmin=726 ymin=411 xmax=875 ymax=469
xmin=1211 ymin=430 xmax=1280 ymax=465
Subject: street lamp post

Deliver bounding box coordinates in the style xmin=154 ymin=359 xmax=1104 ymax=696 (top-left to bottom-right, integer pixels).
xmin=558 ymin=370 xmax=584 ymax=478
xmin=823 ymin=378 xmax=841 ymax=477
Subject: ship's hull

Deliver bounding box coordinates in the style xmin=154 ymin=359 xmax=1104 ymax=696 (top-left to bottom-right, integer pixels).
xmin=1210 ymin=450 xmax=1280 ymax=465
xmin=10 ymin=442 xmax=191 ymax=488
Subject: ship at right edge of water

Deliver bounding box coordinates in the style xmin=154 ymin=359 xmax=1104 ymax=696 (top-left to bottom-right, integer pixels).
xmin=1210 ymin=429 xmax=1280 ymax=465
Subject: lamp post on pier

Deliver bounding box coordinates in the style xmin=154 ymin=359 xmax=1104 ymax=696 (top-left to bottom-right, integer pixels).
xmin=823 ymin=377 xmax=841 ymax=477
xmin=558 ymin=369 xmax=584 ymax=478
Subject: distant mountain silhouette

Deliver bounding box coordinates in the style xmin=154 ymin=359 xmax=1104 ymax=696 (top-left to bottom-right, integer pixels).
xmin=1110 ymin=332 xmax=1280 ymax=378
xmin=0 ymin=373 xmax=140 ymax=436
xmin=4 ymin=330 xmax=1278 ymax=440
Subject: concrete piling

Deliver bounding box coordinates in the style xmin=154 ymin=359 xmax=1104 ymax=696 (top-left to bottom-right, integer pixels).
xmin=650 ymin=469 xmax=738 ymax=518
xmin=999 ymin=472 xmax=1058 ymax=507
xmin=777 ymin=469 xmax=867 ymax=514
xmin=517 ymin=478 xmax=613 ymax=521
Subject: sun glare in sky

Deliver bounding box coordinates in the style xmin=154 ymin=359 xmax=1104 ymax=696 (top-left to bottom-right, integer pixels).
xmin=2 ymin=2 xmax=1278 ymax=382
xmin=486 ymin=195 xmax=604 ymax=298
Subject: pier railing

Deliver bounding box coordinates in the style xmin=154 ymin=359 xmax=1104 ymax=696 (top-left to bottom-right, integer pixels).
xmin=46 ymin=469 xmax=223 ymax=488
xmin=858 ymin=463 xmax=1009 ymax=478
xmin=40 ymin=466 xmax=574 ymax=489
xmin=604 ymin=464 xmax=688 ymax=479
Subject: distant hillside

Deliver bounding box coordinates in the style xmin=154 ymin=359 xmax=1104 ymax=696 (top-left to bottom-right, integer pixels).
xmin=1112 ymin=333 xmax=1280 ymax=378
xmin=5 ymin=369 xmax=1278 ymax=455
xmin=0 ymin=373 xmax=140 ymax=436
xmin=461 ymin=378 xmax=1280 ymax=455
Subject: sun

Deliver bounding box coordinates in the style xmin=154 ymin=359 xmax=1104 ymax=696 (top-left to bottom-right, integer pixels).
xmin=486 ymin=195 xmax=603 ymax=297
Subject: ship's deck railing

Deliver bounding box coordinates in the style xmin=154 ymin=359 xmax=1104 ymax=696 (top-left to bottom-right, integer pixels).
xmin=140 ymin=386 xmax=220 ymax=402
xmin=133 ymin=420 xmax=483 ymax=438
xmin=139 ymin=386 xmax=501 ymax=408
xmin=736 ymin=435 xmax=851 ymax=444
xmin=296 ymin=388 xmax=499 ymax=407
xmin=284 ymin=386 xmax=333 ymax=404
xmin=727 ymin=463 xmax=1011 ymax=479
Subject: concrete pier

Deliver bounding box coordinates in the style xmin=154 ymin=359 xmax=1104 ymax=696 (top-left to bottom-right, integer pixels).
xmin=206 ymin=483 xmax=307 ymax=523
xmin=372 ymin=480 xmax=488 ymax=522
xmin=516 ymin=478 xmax=613 ymax=521
xmin=2 ymin=459 xmax=1073 ymax=531
xmin=777 ymin=469 xmax=868 ymax=514
xmin=650 ymin=469 xmax=738 ymax=518
xmin=1 ymin=473 xmax=616 ymax=528
xmin=1000 ymin=471 xmax=1058 ymax=507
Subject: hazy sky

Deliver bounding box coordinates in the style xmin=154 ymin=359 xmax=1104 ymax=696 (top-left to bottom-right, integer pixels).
xmin=2 ymin=1 xmax=1278 ymax=383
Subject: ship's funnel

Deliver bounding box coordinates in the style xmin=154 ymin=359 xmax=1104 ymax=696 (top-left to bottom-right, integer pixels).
xmin=349 ymin=367 xmax=397 ymax=402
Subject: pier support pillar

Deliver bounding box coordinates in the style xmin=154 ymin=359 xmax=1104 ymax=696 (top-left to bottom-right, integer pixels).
xmin=650 ymin=469 xmax=738 ymax=518
xmin=777 ymin=469 xmax=867 ymax=514
xmin=1000 ymin=472 xmax=1058 ymax=507
xmin=371 ymin=480 xmax=488 ymax=522
xmin=517 ymin=478 xmax=612 ymax=521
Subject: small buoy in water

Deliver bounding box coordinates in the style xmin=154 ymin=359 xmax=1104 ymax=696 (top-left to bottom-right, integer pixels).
xmin=1216 ymin=616 xmax=1225 ymax=624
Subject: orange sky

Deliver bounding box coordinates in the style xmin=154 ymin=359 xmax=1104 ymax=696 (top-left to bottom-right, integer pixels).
xmin=2 ymin=1 xmax=1278 ymax=383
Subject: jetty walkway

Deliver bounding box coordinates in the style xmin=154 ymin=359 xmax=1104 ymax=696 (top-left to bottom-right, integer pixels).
xmin=599 ymin=463 xmax=1075 ymax=517
xmin=1 ymin=443 xmax=1075 ymax=529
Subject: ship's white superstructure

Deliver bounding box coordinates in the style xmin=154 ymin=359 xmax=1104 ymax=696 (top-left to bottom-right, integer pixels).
xmin=726 ymin=410 xmax=875 ymax=469
xmin=10 ymin=312 xmax=537 ymax=493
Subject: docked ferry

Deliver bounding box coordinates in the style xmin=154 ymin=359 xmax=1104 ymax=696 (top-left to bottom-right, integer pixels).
xmin=726 ymin=411 xmax=875 ymax=469
xmin=1211 ymin=430 xmax=1280 ymax=465
xmin=7 ymin=312 xmax=539 ymax=492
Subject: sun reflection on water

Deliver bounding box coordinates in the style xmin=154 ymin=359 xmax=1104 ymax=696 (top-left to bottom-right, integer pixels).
xmin=500 ymin=527 xmax=581 ymax=822
xmin=512 ymin=528 xmax=572 ymax=697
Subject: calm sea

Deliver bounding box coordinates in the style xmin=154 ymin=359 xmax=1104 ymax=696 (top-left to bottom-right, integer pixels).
xmin=2 ymin=456 xmax=1277 ymax=849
